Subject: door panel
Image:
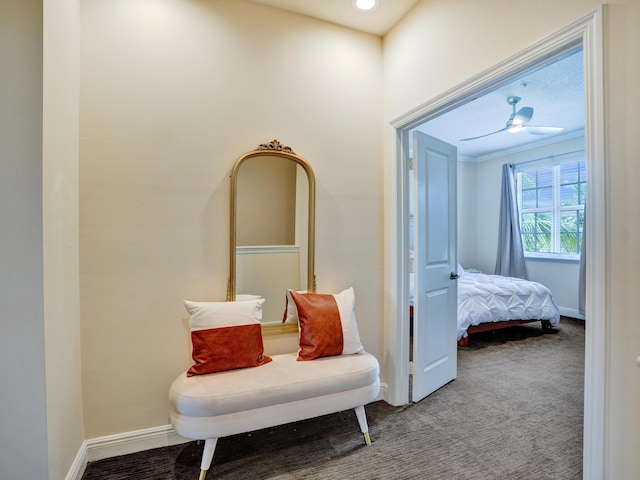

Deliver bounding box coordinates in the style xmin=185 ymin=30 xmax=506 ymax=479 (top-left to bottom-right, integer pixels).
xmin=426 ymin=152 xmax=450 ymax=264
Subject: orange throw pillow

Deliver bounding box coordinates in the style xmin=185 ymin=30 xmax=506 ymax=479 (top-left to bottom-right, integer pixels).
xmin=290 ymin=287 xmax=364 ymax=361
xmin=184 ymin=299 xmax=272 ymax=376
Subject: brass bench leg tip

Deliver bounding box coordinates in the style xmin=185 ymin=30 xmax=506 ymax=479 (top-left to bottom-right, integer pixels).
xmin=364 ymin=432 xmax=372 ymax=446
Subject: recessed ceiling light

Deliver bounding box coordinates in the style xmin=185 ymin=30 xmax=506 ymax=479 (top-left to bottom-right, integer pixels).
xmin=353 ymin=0 xmax=378 ymax=12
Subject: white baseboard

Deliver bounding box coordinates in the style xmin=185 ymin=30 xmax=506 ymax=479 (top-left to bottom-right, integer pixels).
xmin=66 ymin=390 xmax=390 ymax=480
xmin=86 ymin=424 xmax=189 ymax=461
xmin=65 ymin=441 xmax=88 ymax=480
xmin=66 ymin=425 xmax=190 ymax=480
xmin=558 ymin=307 xmax=585 ymax=320
xmin=377 ymin=382 xmax=389 ymax=402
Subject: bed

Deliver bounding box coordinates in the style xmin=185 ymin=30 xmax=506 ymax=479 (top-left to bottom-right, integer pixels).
xmin=410 ymin=267 xmax=561 ymax=347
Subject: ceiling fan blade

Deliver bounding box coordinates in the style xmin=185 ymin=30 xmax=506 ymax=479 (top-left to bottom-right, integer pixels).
xmin=513 ymin=106 xmax=534 ymax=125
xmin=460 ymin=127 xmax=507 ymax=141
xmin=522 ymin=126 xmax=564 ymax=135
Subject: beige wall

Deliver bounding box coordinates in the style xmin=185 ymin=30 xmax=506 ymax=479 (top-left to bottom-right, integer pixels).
xmin=604 ymin=2 xmax=640 ymax=476
xmin=384 ymin=0 xmax=640 ymax=477
xmin=43 ymin=0 xmax=84 ymax=478
xmin=79 ymin=0 xmax=383 ymax=438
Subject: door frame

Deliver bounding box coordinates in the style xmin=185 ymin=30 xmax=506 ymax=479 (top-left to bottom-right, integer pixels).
xmin=383 ymin=8 xmax=605 ymax=478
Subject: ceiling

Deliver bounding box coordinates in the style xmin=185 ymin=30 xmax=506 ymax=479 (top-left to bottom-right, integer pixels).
xmin=249 ymin=0 xmax=419 ymax=36
xmin=250 ymin=1 xmax=585 ymax=160
xmin=415 ymin=50 xmax=585 ymax=160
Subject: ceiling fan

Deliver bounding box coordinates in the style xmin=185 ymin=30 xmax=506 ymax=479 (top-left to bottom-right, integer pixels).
xmin=460 ymin=96 xmax=563 ymax=141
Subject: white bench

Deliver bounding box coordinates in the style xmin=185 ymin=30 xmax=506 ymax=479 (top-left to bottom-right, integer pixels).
xmin=169 ymin=351 xmax=380 ymax=479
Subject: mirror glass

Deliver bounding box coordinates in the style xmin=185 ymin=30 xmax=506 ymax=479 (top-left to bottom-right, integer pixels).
xmin=229 ymin=141 xmax=315 ymax=334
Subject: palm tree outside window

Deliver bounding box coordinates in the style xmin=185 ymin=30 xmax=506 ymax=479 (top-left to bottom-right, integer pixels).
xmin=516 ymin=156 xmax=586 ymax=259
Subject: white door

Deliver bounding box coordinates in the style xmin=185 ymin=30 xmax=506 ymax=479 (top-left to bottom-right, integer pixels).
xmin=411 ymin=131 xmax=458 ymax=402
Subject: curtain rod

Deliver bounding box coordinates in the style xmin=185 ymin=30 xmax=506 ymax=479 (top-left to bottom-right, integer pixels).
xmin=513 ymin=149 xmax=585 ymax=167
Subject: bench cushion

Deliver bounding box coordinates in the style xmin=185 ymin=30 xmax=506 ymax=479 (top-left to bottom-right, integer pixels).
xmin=170 ymin=352 xmax=379 ymax=418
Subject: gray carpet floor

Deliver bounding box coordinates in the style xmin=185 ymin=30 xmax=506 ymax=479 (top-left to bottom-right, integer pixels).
xmin=82 ymin=317 xmax=584 ymax=479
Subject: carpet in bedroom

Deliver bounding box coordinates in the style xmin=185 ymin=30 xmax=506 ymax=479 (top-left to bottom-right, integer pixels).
xmin=82 ymin=317 xmax=584 ymax=480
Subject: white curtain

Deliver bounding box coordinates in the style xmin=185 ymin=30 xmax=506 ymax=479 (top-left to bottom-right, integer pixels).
xmin=494 ymin=164 xmax=528 ymax=279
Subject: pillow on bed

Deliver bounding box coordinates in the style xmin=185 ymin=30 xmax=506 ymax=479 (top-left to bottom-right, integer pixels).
xmin=184 ymin=299 xmax=272 ymax=376
xmin=289 ymin=287 xmax=364 ymax=361
xmin=458 ymin=263 xmax=466 ymax=277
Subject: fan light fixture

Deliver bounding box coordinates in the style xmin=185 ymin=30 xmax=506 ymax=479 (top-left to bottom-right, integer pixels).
xmin=460 ymin=96 xmax=563 ymax=141
xmin=353 ymin=0 xmax=378 ymax=11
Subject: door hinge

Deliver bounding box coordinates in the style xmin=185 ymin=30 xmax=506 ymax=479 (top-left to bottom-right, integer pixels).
xmin=409 ymin=361 xmax=415 ymax=375
xmin=408 ymin=157 xmax=415 ymax=171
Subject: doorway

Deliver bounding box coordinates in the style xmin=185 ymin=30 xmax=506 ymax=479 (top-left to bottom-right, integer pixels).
xmin=384 ymin=9 xmax=605 ymax=478
xmin=408 ymin=46 xmax=583 ymax=395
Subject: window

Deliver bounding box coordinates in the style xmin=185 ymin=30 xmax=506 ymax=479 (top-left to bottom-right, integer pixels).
xmin=516 ymin=157 xmax=586 ymax=259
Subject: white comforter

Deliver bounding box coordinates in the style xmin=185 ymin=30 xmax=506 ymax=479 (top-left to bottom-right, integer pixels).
xmin=457 ymin=273 xmax=560 ymax=340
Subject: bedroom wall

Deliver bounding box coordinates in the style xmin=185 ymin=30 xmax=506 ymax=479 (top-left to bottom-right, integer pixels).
xmin=384 ymin=0 xmax=640 ymax=477
xmin=79 ymin=0 xmax=383 ymax=439
xmin=457 ymin=160 xmax=477 ymax=268
xmin=473 ymin=136 xmax=585 ymax=316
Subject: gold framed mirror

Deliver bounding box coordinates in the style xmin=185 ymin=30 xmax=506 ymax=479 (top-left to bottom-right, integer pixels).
xmin=228 ymin=140 xmax=316 ymax=335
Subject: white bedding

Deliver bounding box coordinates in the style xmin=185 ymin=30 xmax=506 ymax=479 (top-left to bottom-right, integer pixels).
xmin=409 ymin=271 xmax=561 ymax=340
xmin=457 ymin=272 xmax=560 ymax=340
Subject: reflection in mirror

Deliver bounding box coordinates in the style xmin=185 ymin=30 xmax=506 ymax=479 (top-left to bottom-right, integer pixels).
xmin=229 ymin=141 xmax=315 ymax=334
xmin=236 ymin=157 xmax=302 ymax=247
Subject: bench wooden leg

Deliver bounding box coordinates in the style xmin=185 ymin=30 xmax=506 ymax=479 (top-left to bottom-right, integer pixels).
xmin=198 ymin=438 xmax=218 ymax=480
xmin=354 ymin=405 xmax=372 ymax=446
